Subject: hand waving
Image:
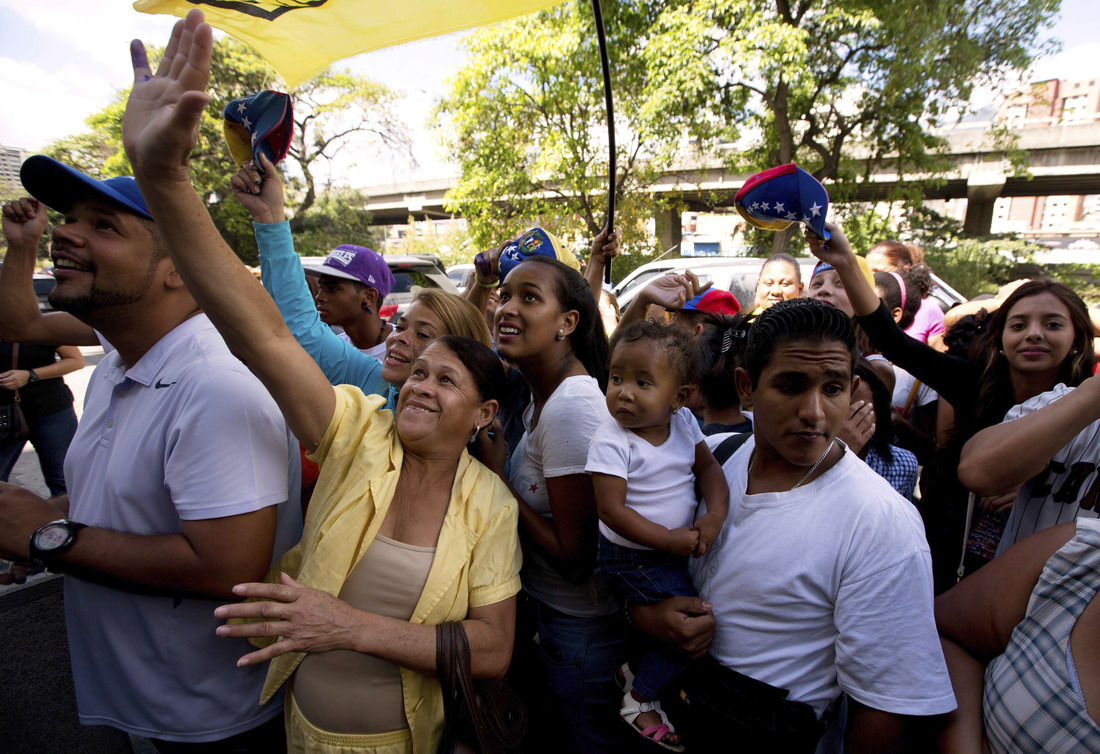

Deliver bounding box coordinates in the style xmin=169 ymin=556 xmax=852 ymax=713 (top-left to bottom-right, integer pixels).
xmin=122 ymin=9 xmax=213 ymax=182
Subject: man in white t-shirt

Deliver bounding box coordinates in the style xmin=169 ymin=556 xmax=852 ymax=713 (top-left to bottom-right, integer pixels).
xmin=0 ymin=158 xmax=299 ymax=749
xmin=639 ymin=299 xmax=955 ymax=751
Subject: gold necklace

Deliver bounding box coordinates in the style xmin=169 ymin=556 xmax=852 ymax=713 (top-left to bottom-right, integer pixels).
xmin=748 ymin=439 xmax=836 ymax=492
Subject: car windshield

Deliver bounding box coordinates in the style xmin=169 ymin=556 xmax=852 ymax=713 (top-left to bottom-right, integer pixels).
xmin=390 ymin=269 xmax=442 ymax=294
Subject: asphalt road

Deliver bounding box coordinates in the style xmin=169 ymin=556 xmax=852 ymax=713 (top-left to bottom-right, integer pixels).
xmin=1 ymin=347 xmax=153 ymax=752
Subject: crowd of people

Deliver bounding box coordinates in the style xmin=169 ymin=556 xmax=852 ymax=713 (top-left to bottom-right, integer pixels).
xmin=0 ymin=9 xmax=1098 ymax=754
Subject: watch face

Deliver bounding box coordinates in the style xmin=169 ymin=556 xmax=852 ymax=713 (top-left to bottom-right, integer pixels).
xmin=34 ymin=523 xmax=71 ymax=551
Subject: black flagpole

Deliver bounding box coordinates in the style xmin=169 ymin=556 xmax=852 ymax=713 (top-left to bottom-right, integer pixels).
xmin=591 ymin=0 xmax=615 ymax=285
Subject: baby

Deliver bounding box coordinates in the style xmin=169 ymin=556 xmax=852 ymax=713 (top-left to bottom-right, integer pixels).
xmin=586 ymin=319 xmax=730 ymax=751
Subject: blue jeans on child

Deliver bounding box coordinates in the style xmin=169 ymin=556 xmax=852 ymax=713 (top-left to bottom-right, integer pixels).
xmin=598 ymin=535 xmax=697 ymax=701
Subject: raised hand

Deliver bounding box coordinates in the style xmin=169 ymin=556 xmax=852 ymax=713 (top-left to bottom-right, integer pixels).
xmin=231 ymin=154 xmax=286 ymax=225
xmin=803 ymin=221 xmax=855 ymax=269
xmin=836 ymin=399 xmax=875 ymax=454
xmin=2 ymin=197 xmax=49 ymax=253
xmin=589 ymin=227 xmax=621 ymax=266
xmin=122 ymin=9 xmax=213 ymax=181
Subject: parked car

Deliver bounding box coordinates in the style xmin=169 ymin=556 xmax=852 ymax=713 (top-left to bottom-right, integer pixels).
xmin=33 ymin=274 xmax=56 ymax=312
xmin=300 ymin=253 xmax=457 ymax=321
xmin=446 ymin=263 xmax=476 ymax=294
xmin=614 ymin=255 xmax=965 ymax=315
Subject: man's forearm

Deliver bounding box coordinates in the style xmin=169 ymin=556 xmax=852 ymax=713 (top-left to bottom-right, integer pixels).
xmin=0 ymin=239 xmax=45 ymax=340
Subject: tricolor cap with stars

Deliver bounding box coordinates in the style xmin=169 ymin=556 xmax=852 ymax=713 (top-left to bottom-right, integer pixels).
xmin=223 ymin=91 xmax=293 ymax=168
xmin=734 ymin=163 xmax=830 ymax=240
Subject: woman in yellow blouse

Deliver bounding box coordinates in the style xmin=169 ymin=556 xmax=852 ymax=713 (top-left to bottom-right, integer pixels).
xmin=122 ymin=13 xmax=521 ymax=752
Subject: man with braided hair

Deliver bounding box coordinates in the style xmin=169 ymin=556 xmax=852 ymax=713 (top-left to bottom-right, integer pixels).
xmin=642 ymin=299 xmax=955 ymax=751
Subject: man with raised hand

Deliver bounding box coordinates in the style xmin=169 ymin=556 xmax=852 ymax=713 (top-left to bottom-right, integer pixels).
xmin=0 ymin=88 xmax=299 ymax=754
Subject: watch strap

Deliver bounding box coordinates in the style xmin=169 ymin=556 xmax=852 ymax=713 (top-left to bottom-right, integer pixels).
xmin=29 ymin=519 xmax=87 ymax=565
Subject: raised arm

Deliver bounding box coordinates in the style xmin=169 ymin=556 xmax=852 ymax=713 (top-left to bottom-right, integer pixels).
xmin=0 ymin=198 xmax=98 ymax=346
xmin=233 ymin=157 xmax=387 ymax=394
xmin=121 ymin=10 xmax=334 ymax=448
xmin=959 ymin=376 xmax=1100 ymax=497
xmin=584 ymin=228 xmax=619 ymax=302
xmin=806 ymin=223 xmax=975 ymax=405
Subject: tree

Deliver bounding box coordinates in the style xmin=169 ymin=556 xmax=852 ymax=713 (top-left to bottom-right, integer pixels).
xmin=645 ymin=0 xmax=1061 ymax=252
xmin=40 ymin=37 xmax=407 ymax=264
xmin=436 ymin=1 xmax=700 ymax=250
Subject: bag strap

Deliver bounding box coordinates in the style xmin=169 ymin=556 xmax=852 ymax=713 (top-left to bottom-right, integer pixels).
xmin=437 ymin=621 xmax=490 ymax=753
xmin=957 ymin=492 xmax=976 ymax=583
xmin=712 ymin=431 xmax=751 ymax=466
xmin=901 ymin=378 xmax=922 ymax=418
xmin=9 ymin=343 xmax=20 ymax=404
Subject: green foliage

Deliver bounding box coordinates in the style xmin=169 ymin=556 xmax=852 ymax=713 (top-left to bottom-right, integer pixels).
xmin=37 ymin=38 xmax=407 ymax=266
xmin=291 ymin=188 xmax=380 ymax=257
xmin=839 ymin=203 xmax=1046 ymax=299
xmin=384 ymin=220 xmax=476 ymax=270
xmin=437 ymin=0 xmax=688 ymax=249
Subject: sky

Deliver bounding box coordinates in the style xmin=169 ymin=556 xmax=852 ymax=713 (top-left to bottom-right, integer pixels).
xmin=2 ymin=0 xmax=1099 ymax=187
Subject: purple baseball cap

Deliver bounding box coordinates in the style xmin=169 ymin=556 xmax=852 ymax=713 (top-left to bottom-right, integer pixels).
xmin=307 ymin=244 xmax=394 ymax=298
xmin=20 ymin=155 xmax=152 ymax=220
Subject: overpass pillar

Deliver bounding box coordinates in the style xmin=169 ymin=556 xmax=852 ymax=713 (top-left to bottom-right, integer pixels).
xmin=963 ymin=169 xmax=1006 ymax=236
xmin=655 ymin=206 xmax=682 ymax=253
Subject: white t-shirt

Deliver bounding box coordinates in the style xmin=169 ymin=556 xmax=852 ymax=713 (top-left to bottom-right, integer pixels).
xmin=892 ymin=365 xmax=938 ymax=411
xmin=996 ymin=383 xmax=1100 ymax=555
xmin=691 ymin=437 xmax=956 ymax=718
xmin=509 ymin=374 xmax=617 ymax=616
xmin=336 ymin=329 xmax=388 ymax=360
xmin=64 ymin=315 xmax=301 ymax=741
xmin=586 ymin=407 xmax=704 ymax=549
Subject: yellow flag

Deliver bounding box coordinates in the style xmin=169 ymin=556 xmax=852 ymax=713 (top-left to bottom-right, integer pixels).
xmin=134 ymin=0 xmax=565 ymax=87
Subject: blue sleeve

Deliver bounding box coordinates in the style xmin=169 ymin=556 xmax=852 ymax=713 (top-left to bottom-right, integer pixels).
xmin=254 ymin=221 xmax=388 ymax=397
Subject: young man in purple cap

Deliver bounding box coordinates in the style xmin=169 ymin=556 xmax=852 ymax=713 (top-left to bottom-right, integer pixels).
xmin=309 ymin=245 xmax=394 ymax=359
xmin=0 ymin=159 xmax=299 ymax=750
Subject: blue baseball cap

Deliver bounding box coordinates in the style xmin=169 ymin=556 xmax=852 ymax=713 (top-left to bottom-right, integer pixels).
xmin=20 ymin=155 xmax=152 ymax=220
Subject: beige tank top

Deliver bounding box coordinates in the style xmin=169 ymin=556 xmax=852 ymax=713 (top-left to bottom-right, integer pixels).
xmin=291 ymin=534 xmax=436 ymax=733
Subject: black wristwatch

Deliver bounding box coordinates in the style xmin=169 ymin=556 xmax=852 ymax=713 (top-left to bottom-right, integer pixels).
xmin=26 ymin=369 xmax=39 ymax=384
xmin=29 ymin=519 xmax=86 ymax=566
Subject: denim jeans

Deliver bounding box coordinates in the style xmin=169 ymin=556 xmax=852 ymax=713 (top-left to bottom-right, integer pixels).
xmin=598 ymin=535 xmax=696 ymax=702
xmin=532 ymin=599 xmax=635 ymax=753
xmin=0 ymin=405 xmax=77 ymax=496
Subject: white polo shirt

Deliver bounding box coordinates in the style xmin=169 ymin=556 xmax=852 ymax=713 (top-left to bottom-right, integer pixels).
xmin=63 ymin=314 xmax=301 ymax=742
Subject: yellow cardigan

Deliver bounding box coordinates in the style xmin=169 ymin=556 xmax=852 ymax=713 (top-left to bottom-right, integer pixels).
xmin=260 ymin=387 xmax=522 ymax=753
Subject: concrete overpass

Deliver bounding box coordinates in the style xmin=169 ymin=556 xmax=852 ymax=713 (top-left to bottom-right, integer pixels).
xmin=357 ymin=121 xmax=1100 ymax=242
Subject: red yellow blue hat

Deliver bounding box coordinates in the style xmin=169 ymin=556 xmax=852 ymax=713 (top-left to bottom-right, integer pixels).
xmin=735 ymin=164 xmax=830 ymax=240
xmin=223 ymin=91 xmax=293 ymax=168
